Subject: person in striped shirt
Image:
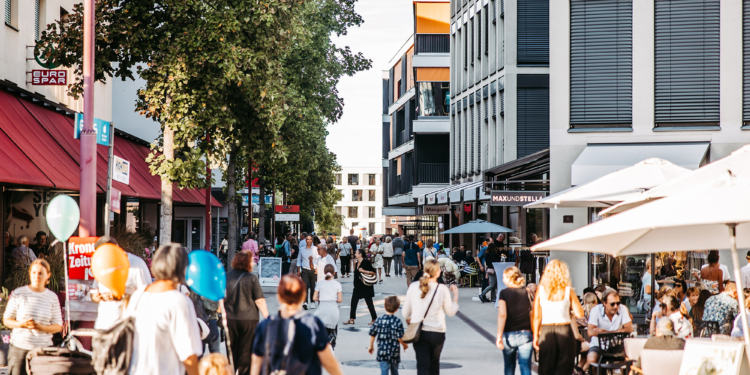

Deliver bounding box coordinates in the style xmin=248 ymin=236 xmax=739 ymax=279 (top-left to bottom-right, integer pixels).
xmin=3 ymin=259 xmax=62 ymax=375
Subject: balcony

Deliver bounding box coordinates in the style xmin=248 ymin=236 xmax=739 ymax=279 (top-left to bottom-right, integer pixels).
xmin=416 ymin=34 xmax=450 ymax=54
xmin=416 ymin=163 xmax=449 ymax=184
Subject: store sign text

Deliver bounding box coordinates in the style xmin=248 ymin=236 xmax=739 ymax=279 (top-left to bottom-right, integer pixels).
xmin=31 ymin=70 xmax=67 ymax=85
xmin=490 ymin=191 xmax=547 ymax=206
xmin=67 ymin=237 xmax=99 ymax=280
xmin=424 ymin=205 xmax=450 ymax=215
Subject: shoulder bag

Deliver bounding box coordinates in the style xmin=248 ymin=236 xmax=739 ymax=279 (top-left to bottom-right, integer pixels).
xmin=402 ymin=285 xmax=440 ymax=343
xmin=358 ymin=261 xmax=378 ymax=286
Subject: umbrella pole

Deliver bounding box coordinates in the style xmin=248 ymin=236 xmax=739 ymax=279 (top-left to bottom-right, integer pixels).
xmin=728 ymin=224 xmax=750 ymax=365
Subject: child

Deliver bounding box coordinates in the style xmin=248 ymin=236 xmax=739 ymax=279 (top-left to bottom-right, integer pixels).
xmin=368 ymin=296 xmax=408 ymax=375
xmin=313 ymin=264 xmax=343 ymax=349
xmin=198 ymin=353 xmax=232 ymax=375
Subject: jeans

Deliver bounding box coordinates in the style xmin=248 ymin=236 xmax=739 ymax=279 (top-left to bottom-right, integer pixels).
xmin=413 ymin=331 xmax=445 ymax=375
xmin=393 ymin=255 xmax=403 ymax=275
xmin=300 ymin=268 xmax=316 ymax=303
xmin=8 ymin=344 xmax=29 ymax=375
xmin=340 ymin=255 xmax=351 ymax=275
xmin=502 ymin=330 xmax=533 ymax=375
xmin=481 ymin=272 xmax=497 ymax=300
xmin=379 ymin=360 xmax=399 ymax=375
xmin=383 ymin=257 xmax=393 ymax=275
xmin=204 ymin=319 xmax=222 ymax=354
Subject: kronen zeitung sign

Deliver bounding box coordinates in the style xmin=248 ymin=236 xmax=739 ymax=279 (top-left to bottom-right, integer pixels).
xmin=490 ymin=191 xmax=547 ymax=206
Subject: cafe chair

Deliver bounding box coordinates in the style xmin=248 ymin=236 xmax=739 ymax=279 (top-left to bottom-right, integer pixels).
xmin=630 ymin=349 xmax=683 ymax=375
xmin=466 ymin=263 xmax=480 ymax=287
xmin=588 ymin=332 xmax=632 ymax=375
xmin=695 ymin=320 xmax=721 ymax=338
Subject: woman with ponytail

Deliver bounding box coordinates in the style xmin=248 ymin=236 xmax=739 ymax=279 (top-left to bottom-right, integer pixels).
xmin=402 ymin=259 xmax=459 ymax=375
xmin=496 ymin=266 xmax=533 ymax=375
xmin=314 ymin=264 xmax=343 ymax=349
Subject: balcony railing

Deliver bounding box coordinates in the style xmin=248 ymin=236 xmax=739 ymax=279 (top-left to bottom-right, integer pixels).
xmin=417 ymin=163 xmax=449 ymax=184
xmin=416 ymin=34 xmax=450 ymax=54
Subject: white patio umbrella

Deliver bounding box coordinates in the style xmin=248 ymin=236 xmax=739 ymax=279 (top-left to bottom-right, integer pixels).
xmin=601 ymin=144 xmax=750 ymax=215
xmin=525 ymin=158 xmax=690 ymax=209
xmin=532 ymin=171 xmax=750 ymax=362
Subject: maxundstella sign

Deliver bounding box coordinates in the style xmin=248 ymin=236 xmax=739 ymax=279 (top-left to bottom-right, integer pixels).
xmin=490 ymin=191 xmax=547 ymax=206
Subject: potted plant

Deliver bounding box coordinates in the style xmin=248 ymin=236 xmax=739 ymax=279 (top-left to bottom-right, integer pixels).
xmin=0 ymin=287 xmax=12 ymax=366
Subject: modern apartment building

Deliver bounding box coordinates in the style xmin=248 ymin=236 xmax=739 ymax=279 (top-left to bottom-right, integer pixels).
xmin=381 ymin=1 xmax=452 ymax=218
xmin=549 ymin=0 xmax=750 ymax=290
xmin=334 ymin=167 xmax=385 ymax=236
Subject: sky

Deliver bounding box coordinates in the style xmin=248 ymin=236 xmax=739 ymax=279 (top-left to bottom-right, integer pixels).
xmin=326 ymin=0 xmax=414 ymax=168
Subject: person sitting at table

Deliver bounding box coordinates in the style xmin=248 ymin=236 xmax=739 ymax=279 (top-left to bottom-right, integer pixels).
xmin=586 ymin=289 xmax=633 ymax=372
xmin=684 ymin=287 xmax=700 ymax=315
xmin=633 ymin=318 xmax=685 ymax=370
xmin=703 ymin=281 xmax=739 ymax=334
xmin=663 ymin=295 xmax=693 ymax=339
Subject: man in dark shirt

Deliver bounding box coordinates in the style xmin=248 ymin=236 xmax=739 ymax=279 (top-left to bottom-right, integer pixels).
xmin=30 ymin=231 xmax=49 ymax=258
xmin=402 ymin=235 xmax=421 ymax=286
xmin=347 ymin=229 xmax=359 ymax=253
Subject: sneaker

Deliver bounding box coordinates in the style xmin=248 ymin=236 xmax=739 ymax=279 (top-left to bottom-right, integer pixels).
xmin=303 ymin=303 xmax=308 ymax=310
xmin=478 ymin=294 xmax=487 ymax=303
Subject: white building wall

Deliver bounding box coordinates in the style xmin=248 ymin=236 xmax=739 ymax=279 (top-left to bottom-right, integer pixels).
xmin=334 ymin=167 xmax=385 ymax=237
xmin=549 ymin=0 xmax=750 ymax=291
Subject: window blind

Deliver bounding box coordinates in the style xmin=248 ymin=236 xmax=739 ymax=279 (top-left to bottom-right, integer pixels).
xmin=517 ymin=0 xmax=548 ymax=64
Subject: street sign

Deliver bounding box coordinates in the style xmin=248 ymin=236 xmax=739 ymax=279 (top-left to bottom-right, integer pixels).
xmin=74 ymin=113 xmax=111 ymax=146
xmin=31 ymin=70 xmax=67 ymax=85
xmin=424 ymin=205 xmax=450 ymax=215
xmin=110 ymin=188 xmax=121 ymax=213
xmin=275 ymin=205 xmax=299 ymax=213
xmin=251 ymin=195 xmax=273 ymax=204
xmin=275 ymin=213 xmax=299 ymax=221
xmin=113 ymin=156 xmax=130 ymax=185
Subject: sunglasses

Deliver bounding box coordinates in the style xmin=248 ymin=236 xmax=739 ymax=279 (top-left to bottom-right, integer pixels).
xmin=608 ymin=302 xmax=621 ymax=307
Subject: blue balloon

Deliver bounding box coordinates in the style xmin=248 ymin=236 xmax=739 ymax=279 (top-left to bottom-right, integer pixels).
xmin=186 ymin=250 xmax=226 ymax=302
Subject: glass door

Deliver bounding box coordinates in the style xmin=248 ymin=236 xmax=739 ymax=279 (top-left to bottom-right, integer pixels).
xmin=190 ymin=219 xmax=202 ymax=250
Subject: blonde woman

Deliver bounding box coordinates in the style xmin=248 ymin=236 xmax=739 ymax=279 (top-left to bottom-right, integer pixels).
xmin=3 ymin=259 xmax=62 ymax=375
xmin=532 ymin=259 xmax=584 ymax=375
xmin=496 ymin=266 xmax=533 ymax=375
xmin=403 ymin=259 xmax=459 ymax=375
xmin=581 ymin=292 xmax=599 ymax=322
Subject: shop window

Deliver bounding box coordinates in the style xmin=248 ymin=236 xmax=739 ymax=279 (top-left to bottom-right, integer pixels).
xmin=335 ymin=174 xmax=342 ymax=185
xmin=368 ymin=207 xmax=376 ymax=218
xmin=418 ymin=82 xmax=450 ymax=116
xmin=368 ymin=174 xmax=376 ymax=185
xmin=368 ymin=190 xmax=376 ymax=201
xmin=348 ymin=174 xmax=359 ymax=185
xmin=352 ymin=190 xmax=363 ymax=202
xmin=348 ymin=207 xmax=358 ymax=218
xmin=335 ymin=206 xmax=341 ymax=215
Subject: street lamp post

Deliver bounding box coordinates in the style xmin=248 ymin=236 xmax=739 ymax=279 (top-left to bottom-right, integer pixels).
xmin=79 ymin=0 xmax=97 ymax=237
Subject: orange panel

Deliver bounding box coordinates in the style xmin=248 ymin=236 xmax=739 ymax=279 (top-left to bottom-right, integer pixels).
xmin=396 ymin=156 xmax=401 ymax=175
xmin=416 ymin=67 xmax=450 ymax=82
xmin=416 ymin=2 xmax=450 ymax=34
xmin=406 ymin=47 xmax=415 ymax=91
xmin=393 ymin=59 xmax=402 ymax=100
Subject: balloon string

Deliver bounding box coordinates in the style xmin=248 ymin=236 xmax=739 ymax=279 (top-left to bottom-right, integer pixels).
xmin=220 ymin=299 xmax=235 ymax=370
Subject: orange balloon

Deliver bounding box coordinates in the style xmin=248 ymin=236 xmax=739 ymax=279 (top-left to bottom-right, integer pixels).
xmin=91 ymin=244 xmax=130 ymax=299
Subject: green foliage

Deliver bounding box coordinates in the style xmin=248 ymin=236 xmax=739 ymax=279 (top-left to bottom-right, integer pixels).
xmin=0 ymin=287 xmax=10 ymax=330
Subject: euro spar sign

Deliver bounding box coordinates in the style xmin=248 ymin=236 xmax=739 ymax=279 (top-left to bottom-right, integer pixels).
xmin=67 ymin=237 xmax=99 ymax=280
xmin=31 ymin=70 xmax=67 ymax=85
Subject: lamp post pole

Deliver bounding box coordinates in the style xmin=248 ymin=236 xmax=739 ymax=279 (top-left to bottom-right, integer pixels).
xmin=79 ymin=0 xmax=97 ymax=237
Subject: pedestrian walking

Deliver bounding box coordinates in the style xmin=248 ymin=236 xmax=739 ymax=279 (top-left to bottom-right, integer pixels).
xmin=241 ymin=232 xmax=259 ymax=269
xmin=280 ymin=234 xmax=292 ymax=275
xmin=402 ymin=259 xmax=459 ymax=375
xmin=314 ymin=264 xmax=343 ymax=349
xmin=343 ymin=248 xmax=378 ymax=325
xmin=225 ymin=251 xmax=269 ymax=375
xmin=3 ymin=259 xmax=62 ymax=375
xmin=338 ymin=237 xmax=353 ymax=277
xmin=382 ymin=237 xmax=394 ymax=277
xmin=392 ymin=234 xmax=405 ymax=276
xmin=298 ymin=235 xmax=320 ymax=310
xmin=422 ymin=239 xmax=437 ymax=263
xmin=371 ymin=238 xmax=384 ymax=282
xmin=125 ymin=244 xmax=203 ymax=375
xmin=403 ymin=235 xmax=422 ymax=286
xmin=532 ymin=259 xmax=584 ymax=375
xmin=289 ymin=238 xmax=299 ymax=275
xmin=316 ymin=245 xmax=337 ymax=283
xmin=496 ymin=266 xmax=533 ymax=375
xmin=479 ymin=243 xmax=500 ymax=303
xmin=368 ymin=296 xmax=408 ymax=375
xmin=250 ymin=274 xmax=343 ymax=375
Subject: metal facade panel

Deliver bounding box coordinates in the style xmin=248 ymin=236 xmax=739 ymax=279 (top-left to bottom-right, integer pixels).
xmin=517 ymin=87 xmax=550 ymax=158
xmin=570 ymin=0 xmax=632 ymax=127
xmin=654 ymin=0 xmax=720 ymax=124
xmin=744 ymin=0 xmax=750 ymax=121
xmin=517 ymin=0 xmax=549 ymax=64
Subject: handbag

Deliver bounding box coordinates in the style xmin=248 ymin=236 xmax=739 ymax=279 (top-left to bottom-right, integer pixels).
xmin=486 ymin=268 xmax=495 ymax=275
xmin=402 ymin=285 xmax=440 ymax=343
xmin=358 ymin=260 xmax=378 ymax=286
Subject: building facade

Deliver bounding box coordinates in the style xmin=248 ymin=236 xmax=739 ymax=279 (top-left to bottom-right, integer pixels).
xmin=334 ymin=167 xmax=385 ymax=237
xmin=381 ymin=1 xmax=452 ymax=219
xmin=549 ymin=0 xmax=750 ymax=290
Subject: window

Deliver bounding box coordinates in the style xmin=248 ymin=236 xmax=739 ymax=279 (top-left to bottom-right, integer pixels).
xmin=485 ymin=5 xmax=489 ymax=54
xmin=338 ymin=189 xmax=344 ymax=199
xmin=470 ymin=18 xmax=474 ymax=66
xmin=655 ymin=0 xmax=719 ymax=125
xmin=368 ymin=174 xmax=376 ymax=185
xmin=368 ymin=190 xmax=376 ymax=201
xmin=464 ymin=24 xmax=468 ymax=70
xmin=369 ymin=222 xmax=376 ymax=235
xmin=348 ymin=207 xmax=358 ymax=218
xmin=517 ymin=75 xmax=550 ymax=158
xmin=348 ymin=174 xmax=359 ymax=185
xmin=352 ymin=222 xmax=359 ymax=228
xmin=417 ymin=82 xmax=450 ymax=116
xmin=517 ymin=0 xmax=549 ymax=65
xmin=570 ymin=0 xmax=632 ymax=128
xmin=352 ymin=190 xmax=363 ymax=201
xmin=335 ymin=174 xmax=342 ymax=185
xmin=34 ymin=0 xmax=40 ymax=40
xmin=368 ymin=207 xmax=376 ymax=218
xmin=335 ymin=206 xmax=342 ymax=215
xmin=477 ymin=9 xmax=482 ymax=59
xmin=5 ymin=0 xmax=17 ymax=28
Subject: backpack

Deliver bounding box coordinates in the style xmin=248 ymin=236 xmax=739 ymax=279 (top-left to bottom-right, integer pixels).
xmin=91 ymin=292 xmax=144 ymax=375
xmin=261 ymin=312 xmax=308 ymax=375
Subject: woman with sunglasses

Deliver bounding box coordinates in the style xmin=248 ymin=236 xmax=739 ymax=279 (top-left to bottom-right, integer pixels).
xmin=585 ymin=289 xmax=633 ymax=370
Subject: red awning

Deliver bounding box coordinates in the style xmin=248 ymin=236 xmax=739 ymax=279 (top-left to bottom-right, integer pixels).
xmin=0 ymin=91 xmax=80 ymax=190
xmin=0 ymin=125 xmax=53 ymax=187
xmin=111 ymin=137 xmax=161 ymax=200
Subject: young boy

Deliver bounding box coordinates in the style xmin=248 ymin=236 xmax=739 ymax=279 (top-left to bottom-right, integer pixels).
xmin=368 ymin=296 xmax=408 ymax=375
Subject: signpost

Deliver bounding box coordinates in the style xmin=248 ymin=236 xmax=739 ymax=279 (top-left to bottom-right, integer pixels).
xmin=112 ymin=156 xmax=130 ymax=185
xmin=74 ymin=113 xmax=111 ymax=147
xmin=275 ymin=205 xmax=300 ymax=213
xmin=275 ymin=214 xmax=300 ymax=222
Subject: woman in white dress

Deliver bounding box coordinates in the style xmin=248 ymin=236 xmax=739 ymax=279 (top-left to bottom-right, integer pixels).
xmin=370 ymin=237 xmax=384 ymax=283
xmin=313 ymin=264 xmax=343 ymax=349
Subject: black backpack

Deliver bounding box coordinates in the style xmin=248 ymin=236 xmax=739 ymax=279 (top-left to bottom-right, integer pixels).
xmin=91 ymin=292 xmax=145 ymax=375
xmin=261 ymin=313 xmax=308 ymax=375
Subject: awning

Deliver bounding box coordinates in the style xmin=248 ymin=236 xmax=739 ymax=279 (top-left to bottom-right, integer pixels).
xmin=418 ymin=180 xmax=483 ymax=205
xmin=571 ymin=143 xmax=709 ymax=186
xmin=383 ymin=206 xmax=416 ymax=216
xmin=461 ymin=181 xmax=483 ymax=202
xmin=0 ymin=124 xmax=52 ymax=187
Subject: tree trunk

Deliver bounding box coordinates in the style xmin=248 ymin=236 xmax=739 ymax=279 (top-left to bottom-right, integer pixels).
xmin=258 ymin=167 xmax=266 ymax=244
xmin=159 ymin=125 xmax=174 ymax=246
xmin=227 ymin=144 xmax=238 ymax=265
